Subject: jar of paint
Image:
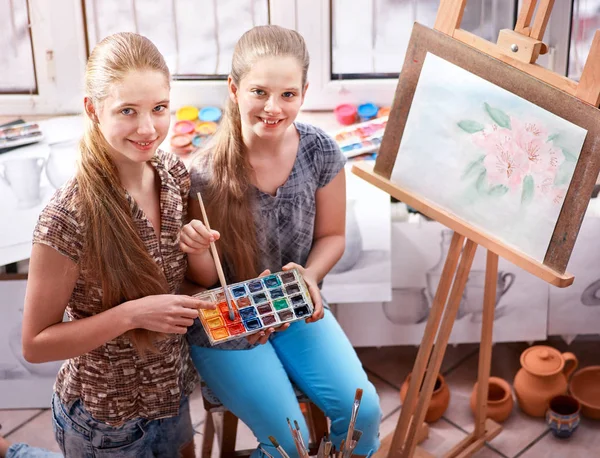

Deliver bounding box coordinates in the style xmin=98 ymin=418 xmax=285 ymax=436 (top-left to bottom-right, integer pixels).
xmin=176 ymin=106 xmax=199 ymax=121
xmin=170 ymin=134 xmax=192 ymax=153
xmin=334 ymin=104 xmax=357 ymax=125
xmin=199 ymin=106 xmax=222 ymax=123
xmin=195 ymin=121 xmax=218 ymax=136
xmin=357 ymin=103 xmax=378 ymax=122
xmin=173 ymin=120 xmax=195 ymax=135
xmin=377 ymin=106 xmax=391 ymax=118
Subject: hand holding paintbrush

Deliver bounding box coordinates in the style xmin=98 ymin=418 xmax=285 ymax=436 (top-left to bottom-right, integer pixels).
xmin=194 ymin=192 xmax=235 ymax=321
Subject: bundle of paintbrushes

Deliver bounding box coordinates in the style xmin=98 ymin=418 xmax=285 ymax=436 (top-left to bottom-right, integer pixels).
xmin=267 ymin=388 xmax=364 ymax=458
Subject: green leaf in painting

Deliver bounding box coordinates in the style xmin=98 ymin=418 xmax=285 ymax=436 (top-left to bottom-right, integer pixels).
xmin=484 ymin=102 xmax=511 ymax=129
xmin=547 ymin=133 xmax=559 ymax=142
xmin=461 ymin=155 xmax=486 ymax=179
xmin=561 ymin=148 xmax=577 ymax=162
xmin=476 ymin=170 xmax=487 ymax=194
xmin=488 ymin=184 xmax=509 ymax=196
xmin=521 ymin=175 xmax=534 ymax=204
xmin=458 ymin=120 xmax=485 ymax=133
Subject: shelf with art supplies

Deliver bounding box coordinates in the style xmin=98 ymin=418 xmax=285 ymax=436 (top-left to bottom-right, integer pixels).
xmin=331 ymin=102 xmax=390 ymax=161
xmin=169 ymin=105 xmax=223 ymax=156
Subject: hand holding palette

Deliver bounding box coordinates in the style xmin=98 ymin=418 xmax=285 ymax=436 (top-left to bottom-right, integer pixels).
xmin=195 ymin=269 xmax=315 ymax=345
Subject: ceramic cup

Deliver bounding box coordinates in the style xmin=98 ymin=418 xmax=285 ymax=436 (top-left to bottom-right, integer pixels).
xmin=461 ymin=270 xmax=515 ymax=316
xmin=0 ymin=157 xmax=45 ymax=208
xmin=546 ymin=395 xmax=581 ymax=439
xmin=382 ymin=287 xmax=429 ymax=325
xmin=46 ymin=139 xmax=78 ymax=189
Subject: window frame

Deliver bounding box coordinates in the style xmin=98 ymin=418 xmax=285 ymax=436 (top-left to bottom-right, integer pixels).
xmin=0 ymin=0 xmax=578 ymax=116
xmin=168 ymin=0 xmax=297 ymax=108
xmin=0 ymin=0 xmax=88 ymax=116
xmin=295 ymin=0 xmax=575 ymax=111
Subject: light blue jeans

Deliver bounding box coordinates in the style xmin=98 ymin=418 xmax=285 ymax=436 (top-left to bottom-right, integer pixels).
xmin=190 ymin=309 xmax=382 ymax=458
xmin=5 ymin=444 xmax=61 ymax=458
xmin=50 ymin=393 xmax=193 ymax=457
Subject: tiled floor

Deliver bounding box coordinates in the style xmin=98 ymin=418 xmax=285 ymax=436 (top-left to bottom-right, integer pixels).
xmin=1 ymin=337 xmax=598 ymax=457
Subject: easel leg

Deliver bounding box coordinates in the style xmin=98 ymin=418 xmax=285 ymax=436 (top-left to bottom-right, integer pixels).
xmin=388 ymin=232 xmax=465 ymax=458
xmin=474 ymin=251 xmax=498 ymax=436
xmin=401 ymin=240 xmax=478 ymax=458
xmin=443 ymin=251 xmax=502 ymax=458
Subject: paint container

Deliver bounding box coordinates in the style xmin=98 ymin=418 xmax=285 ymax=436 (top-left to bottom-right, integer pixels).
xmin=199 ymin=106 xmax=222 ymax=123
xmin=195 ymin=121 xmax=218 ymax=136
xmin=195 ymin=268 xmax=314 ymax=345
xmin=176 ymin=106 xmax=199 ymax=121
xmin=170 ymin=134 xmax=194 ymax=156
xmin=357 ymin=103 xmax=378 ymax=121
xmin=170 ymin=134 xmax=192 ymax=149
xmin=377 ymin=106 xmax=391 ymax=118
xmin=334 ymin=104 xmax=357 ymax=125
xmin=173 ymin=120 xmax=196 ymax=135
xmin=191 ymin=135 xmax=204 ymax=147
xmin=330 ymin=116 xmax=388 ymax=159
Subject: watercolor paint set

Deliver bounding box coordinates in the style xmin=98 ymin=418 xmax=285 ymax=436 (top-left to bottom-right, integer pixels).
xmin=0 ymin=122 xmax=43 ymax=150
xmin=195 ymin=268 xmax=314 ymax=345
xmin=332 ymin=116 xmax=388 ymax=159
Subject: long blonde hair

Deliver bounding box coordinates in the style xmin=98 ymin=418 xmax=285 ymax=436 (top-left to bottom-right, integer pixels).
xmin=201 ymin=25 xmax=309 ymax=282
xmin=77 ymin=32 xmax=170 ymax=352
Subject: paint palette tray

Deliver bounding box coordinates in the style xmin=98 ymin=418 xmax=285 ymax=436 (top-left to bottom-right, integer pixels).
xmin=332 ymin=116 xmax=388 ymax=159
xmin=195 ymin=268 xmax=314 ymax=345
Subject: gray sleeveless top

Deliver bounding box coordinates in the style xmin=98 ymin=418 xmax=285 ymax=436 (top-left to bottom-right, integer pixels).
xmin=186 ymin=122 xmax=346 ymax=349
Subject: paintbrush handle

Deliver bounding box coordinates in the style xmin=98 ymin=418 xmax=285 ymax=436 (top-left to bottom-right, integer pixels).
xmin=196 ymin=192 xmax=229 ymax=291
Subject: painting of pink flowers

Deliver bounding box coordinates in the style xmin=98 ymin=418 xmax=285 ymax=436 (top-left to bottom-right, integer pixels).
xmin=392 ymin=53 xmax=587 ymax=262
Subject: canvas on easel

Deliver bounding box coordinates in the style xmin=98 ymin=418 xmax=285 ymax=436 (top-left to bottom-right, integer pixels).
xmin=352 ymin=0 xmax=600 ymax=457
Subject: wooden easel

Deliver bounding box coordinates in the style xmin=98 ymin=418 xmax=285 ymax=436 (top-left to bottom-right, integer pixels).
xmin=354 ymin=1 xmax=600 ymax=457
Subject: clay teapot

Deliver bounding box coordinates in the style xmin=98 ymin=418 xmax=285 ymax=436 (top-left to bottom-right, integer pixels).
xmin=513 ymin=345 xmax=578 ymax=417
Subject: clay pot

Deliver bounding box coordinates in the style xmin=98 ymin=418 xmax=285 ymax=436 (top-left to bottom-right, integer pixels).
xmin=513 ymin=345 xmax=578 ymax=417
xmin=569 ymin=365 xmax=600 ymax=420
xmin=400 ymin=373 xmax=450 ymax=423
xmin=469 ymin=376 xmax=514 ymax=423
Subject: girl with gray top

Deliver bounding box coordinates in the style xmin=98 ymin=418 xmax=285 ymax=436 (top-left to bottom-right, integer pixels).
xmin=185 ymin=25 xmax=382 ymax=458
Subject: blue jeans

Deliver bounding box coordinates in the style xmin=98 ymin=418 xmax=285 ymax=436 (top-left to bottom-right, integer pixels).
xmin=50 ymin=393 xmax=193 ymax=457
xmin=190 ymin=309 xmax=381 ymax=458
xmin=5 ymin=444 xmax=61 ymax=458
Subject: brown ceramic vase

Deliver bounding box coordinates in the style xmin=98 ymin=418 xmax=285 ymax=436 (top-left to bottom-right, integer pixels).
xmin=513 ymin=345 xmax=578 ymax=417
xmin=469 ymin=376 xmax=514 ymax=423
xmin=399 ymin=372 xmax=450 ymax=423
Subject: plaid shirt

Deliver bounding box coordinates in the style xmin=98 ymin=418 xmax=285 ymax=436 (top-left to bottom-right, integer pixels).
xmin=187 ymin=122 xmax=346 ymax=350
xmin=32 ymin=149 xmax=198 ymax=426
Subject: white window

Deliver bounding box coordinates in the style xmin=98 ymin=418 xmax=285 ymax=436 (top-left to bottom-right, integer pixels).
xmin=83 ymin=0 xmax=271 ymax=109
xmin=295 ymin=0 xmax=584 ymax=110
xmin=0 ymin=0 xmax=87 ymax=116
xmin=0 ymin=0 xmax=594 ymax=116
xmin=569 ymin=0 xmax=600 ymax=80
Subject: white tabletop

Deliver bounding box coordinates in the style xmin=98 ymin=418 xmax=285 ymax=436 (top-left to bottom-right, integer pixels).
xmin=0 ymin=116 xmax=84 ymax=265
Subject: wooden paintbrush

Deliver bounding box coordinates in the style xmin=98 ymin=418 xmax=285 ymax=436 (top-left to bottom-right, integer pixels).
xmin=196 ymin=192 xmax=235 ymax=321
xmin=293 ymin=420 xmax=309 ymax=458
xmin=286 ymin=418 xmax=304 ymax=458
xmin=269 ymin=436 xmax=291 ymax=458
xmin=343 ymin=388 xmax=363 ymax=458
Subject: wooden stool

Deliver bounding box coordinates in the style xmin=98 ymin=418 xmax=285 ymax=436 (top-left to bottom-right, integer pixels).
xmin=200 ymin=381 xmax=329 ymax=458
